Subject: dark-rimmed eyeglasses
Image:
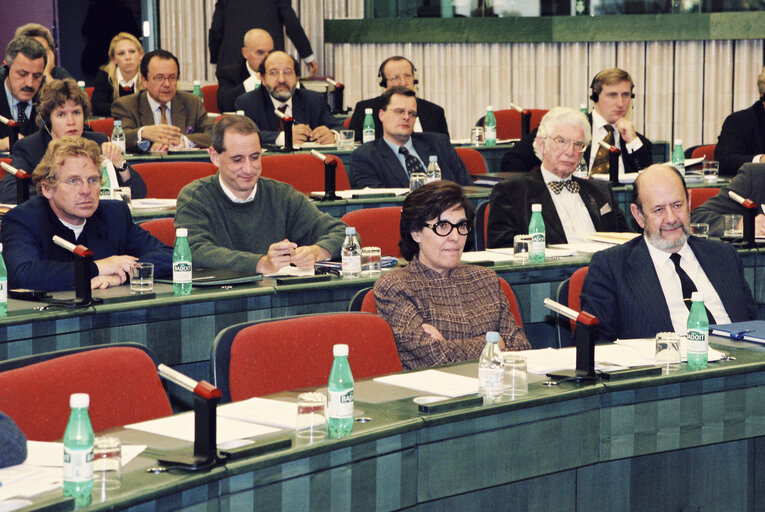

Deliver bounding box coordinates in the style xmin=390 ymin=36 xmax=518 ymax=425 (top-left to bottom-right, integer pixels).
xmin=424 ymin=220 xmax=472 ymax=237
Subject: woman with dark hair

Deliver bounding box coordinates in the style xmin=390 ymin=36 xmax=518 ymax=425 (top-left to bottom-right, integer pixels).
xmin=374 ymin=181 xmax=529 ymax=370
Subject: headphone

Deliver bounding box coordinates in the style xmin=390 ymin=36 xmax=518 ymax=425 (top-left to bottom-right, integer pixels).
xmin=590 ymin=71 xmax=635 ymax=103
xmin=377 ymin=57 xmax=418 ymax=88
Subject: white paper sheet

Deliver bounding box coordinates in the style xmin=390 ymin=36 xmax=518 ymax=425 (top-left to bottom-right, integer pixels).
xmin=264 ymin=265 xmax=315 ymax=277
xmin=310 ymin=187 xmax=409 ymax=198
xmin=488 ymin=247 xmax=576 ymax=258
xmin=460 ymin=250 xmax=516 ymax=264
xmin=125 ymin=412 xmax=279 ymax=443
xmin=218 ymin=397 xmax=305 ymax=430
xmin=130 ymin=198 xmax=177 ymax=209
xmin=23 ymin=441 xmax=145 ymax=468
xmin=374 ymin=369 xmax=479 ymax=397
xmin=550 ymin=242 xmax=615 ymax=254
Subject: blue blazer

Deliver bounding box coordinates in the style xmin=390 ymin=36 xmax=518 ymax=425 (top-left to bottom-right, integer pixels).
xmin=581 ymin=235 xmax=756 ymax=342
xmin=1 ymin=196 xmax=173 ymax=291
xmin=234 ymin=87 xmax=342 ymax=144
xmin=350 ymin=132 xmax=474 ymax=189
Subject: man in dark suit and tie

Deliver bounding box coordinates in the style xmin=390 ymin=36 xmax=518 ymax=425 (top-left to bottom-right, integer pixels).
xmin=0 ymin=37 xmax=47 ymax=151
xmin=235 ymin=51 xmax=342 ymax=146
xmin=582 ymin=164 xmax=756 ymax=342
xmin=215 ymin=28 xmax=274 ymax=113
xmin=347 ymin=56 xmax=449 ymax=142
xmin=487 ymin=107 xmax=629 ymax=248
xmin=350 ymin=87 xmax=472 ymax=189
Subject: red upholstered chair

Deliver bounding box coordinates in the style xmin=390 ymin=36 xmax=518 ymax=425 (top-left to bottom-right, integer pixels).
xmin=479 ymin=108 xmax=548 ymax=140
xmin=0 ymin=344 xmax=172 ymax=441
xmin=211 ymin=312 xmax=403 ymax=402
xmin=132 ymin=161 xmax=218 ymax=199
xmin=85 ymin=87 xmax=94 ymax=101
xmin=456 ymin=147 xmax=487 ymax=174
xmin=139 ymin=218 xmax=176 ymax=246
xmin=340 ymin=206 xmax=402 ymax=258
xmin=342 ymin=117 xmax=351 ymax=129
xmin=202 ymin=85 xmax=220 ymax=114
xmin=689 ymin=187 xmax=719 ymax=212
xmin=0 ymin=157 xmax=10 ymax=180
xmin=261 ymin=153 xmax=350 ymax=195
xmin=691 ymin=144 xmax=716 ymax=161
xmin=88 ymin=117 xmax=114 ymax=137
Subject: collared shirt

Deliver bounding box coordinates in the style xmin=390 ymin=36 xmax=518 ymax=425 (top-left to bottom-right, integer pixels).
xmin=588 ymin=110 xmax=643 ymax=177
xmin=115 ymin=68 xmax=137 ymax=89
xmin=540 ymin=166 xmax=595 ymax=244
xmin=269 ymin=95 xmax=294 ymax=147
xmin=4 ymin=80 xmax=32 ymax=123
xmin=218 ymin=174 xmax=257 ymax=203
xmin=243 ymin=61 xmax=261 ymax=92
xmin=383 ymin=136 xmax=425 ymax=177
xmin=644 ymin=237 xmax=731 ymax=334
xmin=138 ymin=93 xmax=194 ymax=148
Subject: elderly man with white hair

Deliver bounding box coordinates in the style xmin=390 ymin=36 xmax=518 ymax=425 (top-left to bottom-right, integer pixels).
xmin=487 ymin=106 xmax=630 ymax=248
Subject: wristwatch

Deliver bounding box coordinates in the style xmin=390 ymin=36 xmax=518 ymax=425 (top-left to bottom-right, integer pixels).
xmin=115 ymin=161 xmax=129 ymax=172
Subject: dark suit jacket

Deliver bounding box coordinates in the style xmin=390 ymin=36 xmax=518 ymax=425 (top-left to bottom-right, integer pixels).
xmin=0 ymin=196 xmax=173 ymax=291
xmin=715 ymin=101 xmax=765 ymax=177
xmin=0 ymin=130 xmax=147 ymax=204
xmin=208 ymin=0 xmax=313 ymax=66
xmin=216 ymin=60 xmax=250 ymax=112
xmin=347 ymin=95 xmax=449 ymax=142
xmin=0 ymin=71 xmax=39 ymax=141
xmin=581 ymin=235 xmax=756 ymax=342
xmin=90 ymin=69 xmax=141 ymax=117
xmin=350 ymin=132 xmax=473 ymax=189
xmin=487 ymin=170 xmax=629 ymax=248
xmin=500 ymin=114 xmax=653 ymax=174
xmin=111 ymin=90 xmax=213 ymax=151
xmin=234 ymin=87 xmax=342 ymax=145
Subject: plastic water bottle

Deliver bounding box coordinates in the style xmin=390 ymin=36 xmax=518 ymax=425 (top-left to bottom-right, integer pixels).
xmin=362 ymin=108 xmax=375 ymax=143
xmin=484 ymin=105 xmax=497 ymax=146
xmin=528 ymin=203 xmax=545 ymax=263
xmin=0 ymin=244 xmax=7 ymax=319
xmin=173 ymin=228 xmax=192 ymax=296
xmin=425 ymin=155 xmax=441 ymax=183
xmin=111 ymin=120 xmax=126 ymax=155
xmin=327 ymin=343 xmax=354 ymax=438
xmin=192 ymin=80 xmax=203 ymax=102
xmin=77 ymin=80 xmax=86 ymax=92
xmin=63 ymin=393 xmax=94 ymax=500
xmin=573 ymin=155 xmax=589 ymax=179
xmin=580 ymin=103 xmax=588 ymax=115
xmin=341 ymin=227 xmax=361 ymax=278
xmin=575 ymin=0 xmax=587 ymax=15
xmin=99 ymin=160 xmax=112 ymax=198
xmin=478 ymin=332 xmax=504 ymax=400
xmin=686 ymin=291 xmax=709 ymax=370
xmin=672 ymin=138 xmax=685 ymax=176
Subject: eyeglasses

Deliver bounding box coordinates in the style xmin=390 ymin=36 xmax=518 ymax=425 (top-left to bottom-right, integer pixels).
xmin=386 ymin=108 xmax=418 ymax=119
xmin=387 ymin=73 xmax=413 ymax=82
xmin=148 ymin=75 xmax=177 ymax=84
xmin=546 ymin=136 xmax=588 ymax=153
xmin=59 ymin=176 xmax=102 ymax=188
xmin=424 ymin=220 xmax=472 ymax=237
xmin=266 ymin=68 xmax=295 ymax=78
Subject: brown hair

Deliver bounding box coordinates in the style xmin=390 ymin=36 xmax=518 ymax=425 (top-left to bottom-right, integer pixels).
xmin=36 ymin=79 xmax=91 ymax=127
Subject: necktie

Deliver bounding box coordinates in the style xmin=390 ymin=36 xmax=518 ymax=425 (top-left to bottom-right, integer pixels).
xmin=590 ymin=124 xmax=615 ymax=175
xmin=159 ymin=104 xmax=168 ymax=125
xmin=669 ymin=252 xmax=716 ymax=324
xmin=399 ymin=146 xmax=425 ymax=177
xmin=277 ymin=104 xmax=288 ymax=132
xmin=119 ymin=84 xmax=134 ymax=96
xmin=16 ymin=102 xmax=28 ymax=125
xmin=548 ymin=180 xmax=580 ymax=195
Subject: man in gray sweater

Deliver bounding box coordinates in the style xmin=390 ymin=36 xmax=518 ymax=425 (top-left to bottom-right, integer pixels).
xmin=175 ymin=115 xmax=346 ymax=273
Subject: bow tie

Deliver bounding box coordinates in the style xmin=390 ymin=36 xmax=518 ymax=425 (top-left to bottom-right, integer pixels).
xmin=548 ymin=180 xmax=580 ymax=195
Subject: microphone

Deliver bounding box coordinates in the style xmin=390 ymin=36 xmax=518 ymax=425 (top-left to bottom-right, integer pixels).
xmin=727 ymin=191 xmax=758 ymax=245
xmin=0 ymin=115 xmax=18 ymax=128
xmin=543 ymin=298 xmax=598 ymax=327
xmin=598 ymin=139 xmax=620 ymax=155
xmin=273 ymin=108 xmax=293 ymax=123
xmin=509 ymin=102 xmax=528 ymax=115
xmin=51 ymin=236 xmax=100 ymax=307
xmin=509 ymin=102 xmax=531 ymax=136
xmin=325 ymin=77 xmax=344 ymax=89
xmin=158 ymin=364 xmax=221 ymax=400
xmin=0 ymin=115 xmax=20 ymax=152
xmin=0 ymin=162 xmax=31 ymax=180
xmin=728 ymin=190 xmax=758 ymax=210
xmin=52 ymin=235 xmax=94 ymax=258
xmin=274 ymin=108 xmax=294 ymax=152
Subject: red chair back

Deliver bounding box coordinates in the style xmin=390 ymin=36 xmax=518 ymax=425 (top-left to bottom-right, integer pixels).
xmin=139 ymin=218 xmax=176 ymax=246
xmin=132 ymin=161 xmax=218 ymax=199
xmin=0 ymin=157 xmax=10 ymax=180
xmin=568 ymin=266 xmax=589 ymax=332
xmin=261 ymin=153 xmax=350 ymax=195
xmin=691 ymin=144 xmax=716 ymax=161
xmin=342 ymin=117 xmax=351 ymax=129
xmin=85 ymin=87 xmax=94 ymax=101
xmin=456 ymin=147 xmax=487 ymax=174
xmin=488 ymin=108 xmax=548 ymax=140
xmin=88 ymin=117 xmax=114 ymax=137
xmin=358 ymin=289 xmax=378 ymax=313
xmin=202 ymin=85 xmax=220 ymax=114
xmin=340 ymin=206 xmax=402 ymax=258
xmin=689 ymin=187 xmax=719 ymax=212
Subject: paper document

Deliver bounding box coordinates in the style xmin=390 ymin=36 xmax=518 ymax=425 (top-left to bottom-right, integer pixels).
xmin=587 ymin=232 xmax=640 ymax=245
xmin=22 ymin=441 xmax=145 ymax=468
xmin=550 ymin=242 xmax=614 ymax=254
xmin=130 ymin=198 xmax=177 ymax=209
xmin=264 ymin=265 xmax=315 ymax=277
xmin=218 ymin=397 xmax=306 ymax=430
xmin=488 ymin=247 xmax=575 ymax=258
xmin=310 ymin=187 xmax=409 ymax=199
xmin=374 ymin=369 xmax=479 ymax=397
xmin=460 ymin=250 xmax=516 ymax=264
xmin=616 ymin=338 xmax=724 ymax=362
xmin=126 ymin=412 xmax=279 ymax=443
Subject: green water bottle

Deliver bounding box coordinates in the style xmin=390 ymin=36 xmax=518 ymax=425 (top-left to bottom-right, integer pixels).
xmin=63 ymin=393 xmax=94 ymax=500
xmin=686 ymin=291 xmax=708 ymax=370
xmin=173 ymin=228 xmax=192 ymax=296
xmin=362 ymin=108 xmax=375 ymax=143
xmin=327 ymin=343 xmax=354 ymax=438
xmin=528 ymin=203 xmax=545 ymax=263
xmin=672 ymin=138 xmax=685 ymax=176
xmin=484 ymin=105 xmax=497 ymax=146
xmin=192 ymin=80 xmax=203 ymax=102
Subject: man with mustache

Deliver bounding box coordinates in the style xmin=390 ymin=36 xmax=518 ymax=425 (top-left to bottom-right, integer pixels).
xmin=581 ymin=164 xmax=756 ymax=342
xmin=0 ymin=37 xmax=47 ymax=151
xmin=234 ymin=51 xmax=342 ymax=146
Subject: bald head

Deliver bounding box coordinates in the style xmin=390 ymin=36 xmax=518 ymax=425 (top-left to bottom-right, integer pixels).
xmin=631 ymin=164 xmax=690 ymax=253
xmin=241 ymin=29 xmax=274 ymax=72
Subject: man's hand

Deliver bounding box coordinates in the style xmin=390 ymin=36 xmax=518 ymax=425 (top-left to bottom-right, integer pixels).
xmin=91 ymin=274 xmax=123 ymax=289
xmin=101 ymin=142 xmax=126 ymax=168
xmin=614 ymin=117 xmax=637 ymax=144
xmin=421 ymin=323 xmax=445 ymax=341
xmin=309 ymin=126 xmax=335 ymax=145
xmin=257 ymin=239 xmax=297 ymax=273
xmin=149 ymin=141 xmax=169 ymax=152
xmin=141 ymin=124 xmax=182 ymax=146
xmin=0 ymin=133 xmax=24 ymax=152
xmin=290 ymin=245 xmax=330 ymax=270
xmin=305 ymin=61 xmax=319 ymax=77
xmin=95 ymin=255 xmax=138 ymax=283
xmin=292 ymin=124 xmax=311 ymax=144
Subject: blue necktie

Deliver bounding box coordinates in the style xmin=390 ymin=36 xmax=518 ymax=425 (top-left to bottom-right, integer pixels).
xmin=399 ymin=146 xmax=424 ymax=177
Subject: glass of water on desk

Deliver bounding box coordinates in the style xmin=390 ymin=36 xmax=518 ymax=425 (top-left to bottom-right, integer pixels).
xmin=655 ymin=332 xmax=681 ymax=373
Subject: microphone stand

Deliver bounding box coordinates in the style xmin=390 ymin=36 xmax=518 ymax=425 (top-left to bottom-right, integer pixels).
xmin=51 ymin=236 xmax=103 ymax=307
xmin=543 ymin=299 xmax=598 ymax=381
xmin=311 ymin=150 xmax=339 ymax=201
xmin=0 ymin=162 xmax=30 ymax=204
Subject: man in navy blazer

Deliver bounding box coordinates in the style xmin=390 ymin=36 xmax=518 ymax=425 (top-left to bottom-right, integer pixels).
xmin=350 ymin=87 xmax=472 ymax=189
xmin=234 ymin=51 xmax=341 ymax=146
xmin=581 ymin=164 xmax=756 ymax=342
xmin=0 ymin=37 xmax=47 ymax=151
xmin=1 ymin=137 xmax=172 ymax=291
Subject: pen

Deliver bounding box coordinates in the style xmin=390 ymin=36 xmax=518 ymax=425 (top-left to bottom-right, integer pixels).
xmin=731 ymin=329 xmax=753 ymax=340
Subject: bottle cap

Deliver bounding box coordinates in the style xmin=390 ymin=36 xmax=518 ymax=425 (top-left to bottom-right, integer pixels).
xmin=429 ymin=155 xmax=437 ymax=162
xmin=486 ymin=331 xmax=500 ymax=343
xmin=77 ymin=80 xmax=85 ymax=87
xmin=364 ymin=108 xmax=373 ymax=114
xmin=0 ymin=243 xmax=3 ymax=252
xmin=193 ymin=80 xmax=201 ymax=85
xmin=691 ymin=291 xmax=703 ymax=302
xmin=70 ymin=393 xmax=89 ymax=408
xmin=114 ymin=120 xmax=122 ymax=126
xmin=580 ymin=103 xmax=587 ymax=109
xmin=487 ymin=105 xmax=494 ymax=111
xmin=674 ymin=138 xmax=682 ymax=145
xmin=236 ymin=110 xmax=245 ymax=116
xmin=531 ymin=203 xmax=542 ymax=212
xmin=333 ymin=344 xmax=349 ymax=356
xmin=345 ymin=227 xmax=356 ymax=235
xmin=176 ymin=228 xmax=188 ymax=237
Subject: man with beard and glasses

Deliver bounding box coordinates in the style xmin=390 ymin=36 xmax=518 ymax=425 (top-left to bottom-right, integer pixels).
xmin=234 ymin=50 xmax=342 ymax=146
xmin=581 ymin=164 xmax=756 ymax=342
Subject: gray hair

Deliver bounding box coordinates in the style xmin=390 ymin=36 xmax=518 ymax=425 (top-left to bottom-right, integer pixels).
xmin=5 ymin=37 xmax=47 ymax=69
xmin=532 ymin=106 xmax=592 ymax=161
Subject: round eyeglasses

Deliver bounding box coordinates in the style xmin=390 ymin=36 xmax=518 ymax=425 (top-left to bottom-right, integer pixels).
xmin=423 ymin=220 xmax=473 ymax=237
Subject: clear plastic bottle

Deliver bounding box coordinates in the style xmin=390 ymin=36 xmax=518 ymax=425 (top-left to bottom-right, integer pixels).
xmin=362 ymin=108 xmax=375 ymax=143
xmin=484 ymin=105 xmax=497 ymax=146
xmin=686 ymin=291 xmax=709 ymax=370
xmin=99 ymin=161 xmax=112 ymax=198
xmin=192 ymin=80 xmax=203 ymax=101
xmin=528 ymin=203 xmax=545 ymax=263
xmin=63 ymin=393 xmax=94 ymax=500
xmin=341 ymin=227 xmax=361 ymax=278
xmin=478 ymin=331 xmax=504 ymax=400
xmin=672 ymin=138 xmax=685 ymax=176
xmin=327 ymin=343 xmax=354 ymax=438
xmin=0 ymin=243 xmax=7 ymax=318
xmin=425 ymin=155 xmax=441 ymax=183
xmin=173 ymin=228 xmax=193 ymax=296
xmin=111 ymin=120 xmax=126 ymax=155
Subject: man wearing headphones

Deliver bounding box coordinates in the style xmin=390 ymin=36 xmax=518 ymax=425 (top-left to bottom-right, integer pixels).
xmin=347 ymin=56 xmax=449 ymax=142
xmin=0 ymin=37 xmax=47 ymax=151
xmin=500 ymin=67 xmax=652 ymax=176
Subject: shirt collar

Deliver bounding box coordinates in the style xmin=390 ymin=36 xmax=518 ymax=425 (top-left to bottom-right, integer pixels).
xmin=4 ymin=79 xmax=28 ymax=117
xmin=146 ymin=93 xmax=170 ymax=113
xmin=268 ymin=94 xmax=293 ymax=115
xmin=383 ymin=135 xmax=414 ymax=156
xmin=115 ymin=67 xmax=137 ymax=88
xmin=591 ymin=109 xmax=611 ymax=132
xmin=644 ymin=234 xmax=693 ymax=266
xmin=540 ymin=165 xmax=572 ymax=184
xmin=218 ymin=174 xmax=257 ymax=203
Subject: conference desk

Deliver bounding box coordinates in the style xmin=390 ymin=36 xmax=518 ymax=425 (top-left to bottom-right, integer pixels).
xmin=18 ymin=338 xmax=765 ymax=511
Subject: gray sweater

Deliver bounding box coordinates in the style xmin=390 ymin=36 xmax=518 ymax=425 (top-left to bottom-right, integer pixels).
xmin=0 ymin=412 xmax=26 ymax=468
xmin=175 ymin=175 xmax=346 ymax=271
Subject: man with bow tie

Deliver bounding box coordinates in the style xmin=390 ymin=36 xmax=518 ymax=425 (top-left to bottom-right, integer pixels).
xmin=487 ymin=106 xmax=630 ymax=248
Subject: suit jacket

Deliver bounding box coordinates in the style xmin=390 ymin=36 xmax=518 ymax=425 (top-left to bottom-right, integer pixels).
xmin=0 ymin=196 xmax=173 ymax=291
xmin=90 ymin=69 xmax=142 ymax=117
xmin=350 ymin=132 xmax=473 ymax=189
xmin=0 ymin=130 xmax=147 ymax=204
xmin=347 ymin=95 xmax=450 ymax=142
xmin=715 ymin=101 xmax=765 ymax=177
xmin=0 ymin=71 xmax=39 ymax=141
xmin=581 ymin=235 xmax=756 ymax=342
xmin=208 ymin=0 xmax=313 ymax=66
xmin=234 ymin=87 xmax=342 ymax=145
xmin=690 ymin=163 xmax=765 ymax=236
xmin=216 ymin=60 xmax=250 ymax=112
xmin=111 ymin=90 xmax=213 ymax=151
xmin=500 ymin=114 xmax=653 ymax=174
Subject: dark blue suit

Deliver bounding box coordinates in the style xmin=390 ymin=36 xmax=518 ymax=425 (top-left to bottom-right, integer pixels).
xmin=350 ymin=132 xmax=473 ymax=189
xmin=1 ymin=196 xmax=173 ymax=291
xmin=581 ymin=235 xmax=756 ymax=342
xmin=234 ymin=87 xmax=342 ymax=144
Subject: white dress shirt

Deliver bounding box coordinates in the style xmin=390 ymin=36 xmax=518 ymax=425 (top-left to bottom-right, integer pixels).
xmin=218 ymin=175 xmax=257 ymax=203
xmin=540 ymin=166 xmax=595 ymax=244
xmin=588 ymin=110 xmax=643 ymax=178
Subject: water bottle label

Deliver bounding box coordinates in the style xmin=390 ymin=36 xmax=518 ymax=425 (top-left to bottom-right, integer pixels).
xmin=362 ymin=129 xmax=375 ymax=143
xmin=0 ymin=278 xmax=6 ymax=303
xmin=687 ymin=329 xmax=708 ymax=353
xmin=173 ymin=261 xmax=192 ymax=283
xmin=485 ymin=126 xmax=496 ymax=141
xmin=478 ymin=367 xmax=504 ymax=389
xmin=342 ymin=255 xmax=361 ymax=273
xmin=328 ymin=389 xmax=353 ymax=418
xmin=63 ymin=447 xmax=94 ymax=482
